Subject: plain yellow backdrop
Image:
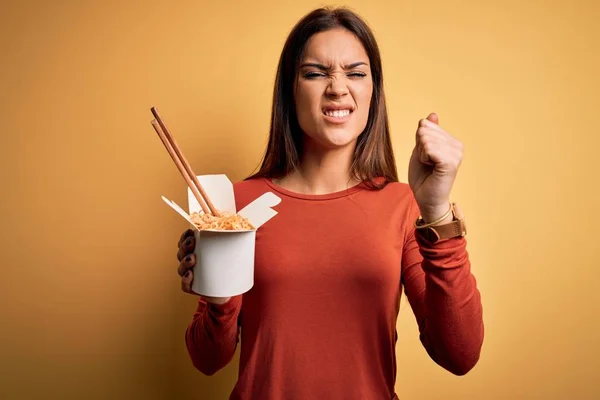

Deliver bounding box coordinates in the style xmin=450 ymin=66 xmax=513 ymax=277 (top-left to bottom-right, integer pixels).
xmin=1 ymin=0 xmax=598 ymax=399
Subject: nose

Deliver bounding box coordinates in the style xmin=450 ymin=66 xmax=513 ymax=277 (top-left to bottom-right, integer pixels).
xmin=326 ymin=75 xmax=349 ymax=97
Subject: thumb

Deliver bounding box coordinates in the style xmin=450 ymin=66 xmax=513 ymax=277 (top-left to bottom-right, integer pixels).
xmin=427 ymin=112 xmax=439 ymax=125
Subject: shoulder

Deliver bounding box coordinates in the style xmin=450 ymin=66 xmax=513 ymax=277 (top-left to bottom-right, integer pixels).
xmin=385 ymin=182 xmax=420 ymax=222
xmin=364 ymin=180 xmax=419 ymax=220
xmin=379 ymin=180 xmax=412 ymax=196
xmin=370 ymin=180 xmax=415 ymax=204
xmin=233 ymin=177 xmax=270 ymax=210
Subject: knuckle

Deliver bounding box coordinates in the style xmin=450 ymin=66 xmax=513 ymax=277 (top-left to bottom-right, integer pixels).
xmin=178 ymin=230 xmax=189 ymax=245
xmin=177 ymin=256 xmax=195 ymax=277
xmin=449 ymin=154 xmax=461 ymax=168
xmin=184 ymin=237 xmax=195 ymax=252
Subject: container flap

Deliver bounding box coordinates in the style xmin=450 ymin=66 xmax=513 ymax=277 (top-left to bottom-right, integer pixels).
xmin=161 ymin=196 xmax=197 ymax=229
xmin=187 ymin=174 xmax=235 ymax=214
xmin=238 ymin=191 xmax=281 ymax=229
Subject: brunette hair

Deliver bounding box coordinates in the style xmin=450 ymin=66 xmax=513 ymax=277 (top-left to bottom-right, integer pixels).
xmin=248 ymin=7 xmax=398 ymax=188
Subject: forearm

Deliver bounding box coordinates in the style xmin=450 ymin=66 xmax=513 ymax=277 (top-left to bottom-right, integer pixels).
xmin=416 ymin=235 xmax=484 ymax=375
xmin=185 ymin=295 xmax=242 ymax=375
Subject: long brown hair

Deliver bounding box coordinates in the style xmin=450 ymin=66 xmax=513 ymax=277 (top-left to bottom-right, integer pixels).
xmin=248 ymin=7 xmax=398 ymax=189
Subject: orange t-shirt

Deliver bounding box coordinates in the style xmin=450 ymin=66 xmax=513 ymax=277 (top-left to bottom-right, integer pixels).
xmin=185 ymin=178 xmax=484 ymax=400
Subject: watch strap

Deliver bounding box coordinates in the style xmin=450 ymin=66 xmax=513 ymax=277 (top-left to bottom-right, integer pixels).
xmin=419 ymin=219 xmax=467 ymax=242
xmin=415 ymin=203 xmax=467 ymax=243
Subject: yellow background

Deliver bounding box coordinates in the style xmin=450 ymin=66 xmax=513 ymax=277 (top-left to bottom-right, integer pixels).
xmin=1 ymin=0 xmax=598 ymax=399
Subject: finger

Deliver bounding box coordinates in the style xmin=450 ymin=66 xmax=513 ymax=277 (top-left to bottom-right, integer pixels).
xmin=417 ymin=136 xmax=430 ymax=165
xmin=177 ymin=235 xmax=196 ymax=261
xmin=181 ymin=270 xmax=195 ymax=294
xmin=418 ymin=114 xmax=439 ymax=128
xmin=178 ymin=229 xmax=194 ymax=247
xmin=419 ymin=135 xmax=449 ymax=166
xmin=427 ymin=112 xmax=439 ymax=125
xmin=419 ymin=144 xmax=434 ymax=165
xmin=416 ymin=127 xmax=446 ymax=147
xmin=423 ymin=142 xmax=462 ymax=171
xmin=177 ymin=253 xmax=196 ymax=277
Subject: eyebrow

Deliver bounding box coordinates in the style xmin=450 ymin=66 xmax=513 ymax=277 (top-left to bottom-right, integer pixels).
xmin=300 ymin=61 xmax=369 ymax=70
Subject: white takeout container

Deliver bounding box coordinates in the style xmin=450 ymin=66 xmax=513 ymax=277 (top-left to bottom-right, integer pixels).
xmin=161 ymin=174 xmax=281 ymax=297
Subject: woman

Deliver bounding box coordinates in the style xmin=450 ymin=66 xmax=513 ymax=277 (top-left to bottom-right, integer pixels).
xmin=176 ymin=7 xmax=484 ymax=400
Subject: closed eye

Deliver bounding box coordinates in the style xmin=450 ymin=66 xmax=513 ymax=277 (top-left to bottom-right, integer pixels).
xmin=304 ymin=72 xmax=367 ymax=79
xmin=304 ymin=72 xmax=326 ymax=79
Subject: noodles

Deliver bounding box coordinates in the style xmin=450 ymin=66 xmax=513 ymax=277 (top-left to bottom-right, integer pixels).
xmin=190 ymin=211 xmax=255 ymax=231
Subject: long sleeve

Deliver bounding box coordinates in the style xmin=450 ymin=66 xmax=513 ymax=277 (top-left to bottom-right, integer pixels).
xmin=185 ymin=295 xmax=242 ymax=376
xmin=187 ymin=178 xmax=484 ymax=398
xmin=401 ymin=201 xmax=484 ymax=375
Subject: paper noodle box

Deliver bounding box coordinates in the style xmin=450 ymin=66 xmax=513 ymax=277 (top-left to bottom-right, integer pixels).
xmin=161 ymin=174 xmax=281 ymax=297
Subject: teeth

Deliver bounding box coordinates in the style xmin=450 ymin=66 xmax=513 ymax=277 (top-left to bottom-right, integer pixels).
xmin=325 ymin=109 xmax=351 ymax=118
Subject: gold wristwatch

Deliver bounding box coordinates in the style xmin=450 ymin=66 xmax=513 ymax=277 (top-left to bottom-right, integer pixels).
xmin=414 ymin=202 xmax=467 ymax=243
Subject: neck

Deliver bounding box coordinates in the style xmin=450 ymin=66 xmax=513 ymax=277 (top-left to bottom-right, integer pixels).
xmin=276 ymin=139 xmax=360 ymax=195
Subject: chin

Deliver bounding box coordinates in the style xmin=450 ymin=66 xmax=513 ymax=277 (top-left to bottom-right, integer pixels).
xmin=309 ymin=131 xmax=359 ymax=150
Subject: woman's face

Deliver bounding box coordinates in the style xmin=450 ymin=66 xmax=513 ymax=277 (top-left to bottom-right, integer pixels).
xmin=294 ymin=28 xmax=373 ymax=151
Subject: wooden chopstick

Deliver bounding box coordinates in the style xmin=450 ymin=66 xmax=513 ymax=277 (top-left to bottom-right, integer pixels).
xmin=150 ymin=108 xmax=220 ymax=216
xmin=151 ymin=120 xmax=210 ymax=214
